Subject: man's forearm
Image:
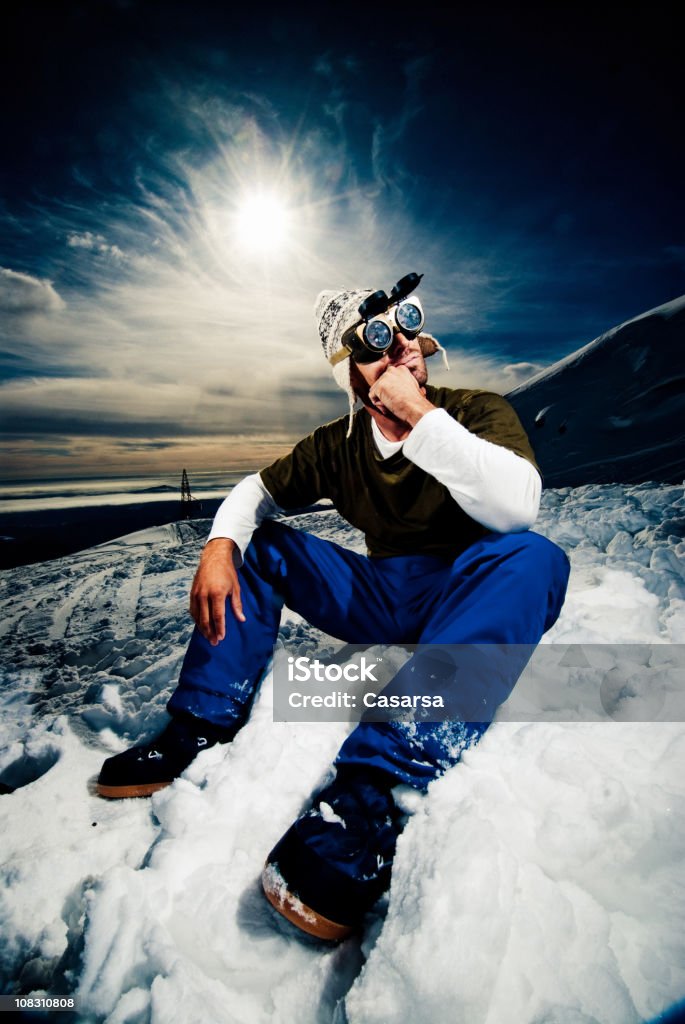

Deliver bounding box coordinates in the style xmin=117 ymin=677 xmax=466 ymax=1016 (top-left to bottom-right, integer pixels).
xmin=403 ymin=408 xmax=541 ymax=532
xmin=203 ymin=536 xmax=237 ymax=557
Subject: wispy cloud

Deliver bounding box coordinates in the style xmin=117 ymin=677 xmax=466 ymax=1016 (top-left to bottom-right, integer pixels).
xmin=0 ymin=268 xmax=65 ymax=315
xmin=66 ymin=232 xmax=126 ymax=260
xmin=0 ymin=80 xmax=578 ymax=479
xmin=371 ymin=56 xmax=430 ymax=198
xmin=1 ymin=434 xmax=297 ymax=481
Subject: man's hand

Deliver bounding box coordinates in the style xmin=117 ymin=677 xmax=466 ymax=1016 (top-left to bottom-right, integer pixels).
xmin=189 ymin=537 xmax=246 ymax=646
xmin=368 ymin=365 xmax=435 ymax=426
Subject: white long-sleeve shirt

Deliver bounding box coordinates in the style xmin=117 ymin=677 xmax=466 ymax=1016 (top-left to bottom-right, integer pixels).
xmin=400 ymin=408 xmax=540 ymax=533
xmin=207 ymin=473 xmax=280 ymax=565
xmin=207 ymin=406 xmax=541 ymax=564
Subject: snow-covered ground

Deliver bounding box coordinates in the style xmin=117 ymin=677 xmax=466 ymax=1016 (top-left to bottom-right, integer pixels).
xmin=1 ymin=484 xmax=684 ymax=1023
xmin=507 ymin=295 xmax=685 ymax=486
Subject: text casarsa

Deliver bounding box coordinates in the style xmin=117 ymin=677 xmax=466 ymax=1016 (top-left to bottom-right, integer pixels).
xmin=362 ymin=693 xmax=444 ymax=709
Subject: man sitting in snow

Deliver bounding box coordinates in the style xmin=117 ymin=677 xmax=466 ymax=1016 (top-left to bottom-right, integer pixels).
xmin=97 ymin=273 xmax=570 ymax=940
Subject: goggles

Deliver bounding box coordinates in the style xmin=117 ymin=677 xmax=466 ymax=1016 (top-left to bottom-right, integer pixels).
xmin=330 ymin=272 xmax=425 ymax=366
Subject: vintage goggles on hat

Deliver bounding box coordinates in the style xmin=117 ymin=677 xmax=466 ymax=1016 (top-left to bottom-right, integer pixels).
xmin=331 ymin=272 xmax=425 ymax=365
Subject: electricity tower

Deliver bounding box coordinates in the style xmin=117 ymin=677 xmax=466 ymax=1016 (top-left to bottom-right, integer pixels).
xmin=180 ymin=469 xmax=202 ymax=520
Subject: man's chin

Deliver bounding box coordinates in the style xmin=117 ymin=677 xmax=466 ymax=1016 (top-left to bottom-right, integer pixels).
xmin=356 ymin=394 xmax=393 ymax=419
xmin=359 ymin=395 xmax=389 ymax=417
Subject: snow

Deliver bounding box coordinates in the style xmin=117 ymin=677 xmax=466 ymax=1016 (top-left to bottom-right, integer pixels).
xmin=0 ymin=485 xmax=684 ymax=1022
xmin=507 ymin=295 xmax=685 ymax=486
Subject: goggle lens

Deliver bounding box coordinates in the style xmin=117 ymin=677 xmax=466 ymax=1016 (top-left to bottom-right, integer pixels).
xmin=363 ymin=319 xmax=393 ymax=350
xmin=396 ymin=300 xmax=422 ymax=335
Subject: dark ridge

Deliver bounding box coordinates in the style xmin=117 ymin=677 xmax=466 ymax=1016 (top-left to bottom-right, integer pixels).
xmin=0 ymin=498 xmax=223 ymax=570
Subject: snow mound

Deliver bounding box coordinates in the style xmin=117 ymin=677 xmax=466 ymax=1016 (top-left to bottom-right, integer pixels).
xmin=0 ymin=490 xmax=683 ymax=1022
xmin=507 ymin=295 xmax=685 ymax=486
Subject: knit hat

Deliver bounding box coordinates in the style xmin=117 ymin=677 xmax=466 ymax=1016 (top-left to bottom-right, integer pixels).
xmin=314 ymin=287 xmax=450 ymax=437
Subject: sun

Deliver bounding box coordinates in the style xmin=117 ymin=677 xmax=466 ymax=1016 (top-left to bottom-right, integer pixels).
xmin=234 ymin=192 xmax=290 ymax=252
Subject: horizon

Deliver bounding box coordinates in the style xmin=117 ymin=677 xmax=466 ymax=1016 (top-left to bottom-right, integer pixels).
xmin=0 ymin=470 xmax=246 ymax=489
xmin=0 ymin=469 xmax=245 ymax=512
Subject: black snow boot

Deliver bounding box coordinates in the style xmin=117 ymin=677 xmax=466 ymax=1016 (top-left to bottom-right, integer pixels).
xmin=97 ymin=712 xmax=239 ymax=798
xmin=262 ymin=765 xmax=405 ymax=941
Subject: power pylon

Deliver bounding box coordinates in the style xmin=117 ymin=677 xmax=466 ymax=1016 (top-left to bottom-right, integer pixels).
xmin=180 ymin=469 xmax=202 ymax=520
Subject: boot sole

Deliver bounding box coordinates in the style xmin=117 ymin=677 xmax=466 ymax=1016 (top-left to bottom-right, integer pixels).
xmin=96 ymin=780 xmax=172 ymax=799
xmin=262 ymin=863 xmax=353 ymax=941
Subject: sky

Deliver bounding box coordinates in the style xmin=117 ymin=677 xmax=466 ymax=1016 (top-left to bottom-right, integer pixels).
xmin=1 ymin=0 xmax=683 ymax=482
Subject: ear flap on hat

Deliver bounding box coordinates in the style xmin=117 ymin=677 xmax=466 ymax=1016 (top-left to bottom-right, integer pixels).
xmin=418 ymin=333 xmax=439 ymax=357
xmin=418 ymin=332 xmax=450 ymax=370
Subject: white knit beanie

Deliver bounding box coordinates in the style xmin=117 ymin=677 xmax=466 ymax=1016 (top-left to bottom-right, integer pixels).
xmin=314 ymin=287 xmax=450 ymax=438
xmin=315 ymin=288 xmax=372 ymax=435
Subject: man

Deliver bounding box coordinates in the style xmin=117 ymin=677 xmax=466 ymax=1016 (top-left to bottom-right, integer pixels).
xmin=97 ymin=274 xmax=570 ymax=941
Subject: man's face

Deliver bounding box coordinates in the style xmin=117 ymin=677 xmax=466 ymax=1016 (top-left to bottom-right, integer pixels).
xmin=349 ymin=331 xmax=428 ymax=403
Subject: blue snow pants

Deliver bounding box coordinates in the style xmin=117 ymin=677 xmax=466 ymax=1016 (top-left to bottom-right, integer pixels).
xmin=168 ymin=521 xmax=570 ymax=789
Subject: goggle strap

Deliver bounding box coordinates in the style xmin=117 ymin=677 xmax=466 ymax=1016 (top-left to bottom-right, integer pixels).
xmin=329 ymin=346 xmax=352 ymax=366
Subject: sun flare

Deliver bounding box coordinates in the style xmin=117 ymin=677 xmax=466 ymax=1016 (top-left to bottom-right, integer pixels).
xmin=234 ymin=193 xmax=290 ymax=252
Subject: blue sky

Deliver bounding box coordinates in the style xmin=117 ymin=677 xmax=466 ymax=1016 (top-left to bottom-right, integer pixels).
xmin=1 ymin=1 xmax=683 ymax=480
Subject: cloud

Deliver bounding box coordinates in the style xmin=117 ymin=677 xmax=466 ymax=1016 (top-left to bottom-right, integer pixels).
xmin=66 ymin=232 xmax=126 ymax=260
xmin=1 ymin=433 xmax=296 ymax=481
xmin=501 ymin=361 xmax=546 ymax=388
xmin=0 ymin=85 xmax=570 ymax=479
xmin=371 ymin=56 xmax=429 ymax=197
xmin=432 ymin=348 xmax=548 ymax=395
xmin=0 ymin=370 xmax=340 ymax=439
xmin=0 ymin=268 xmax=65 ymax=315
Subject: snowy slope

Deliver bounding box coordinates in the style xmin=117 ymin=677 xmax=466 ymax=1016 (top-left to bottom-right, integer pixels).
xmin=0 ymin=490 xmax=684 ymax=1023
xmin=507 ymin=296 xmax=685 ymax=486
